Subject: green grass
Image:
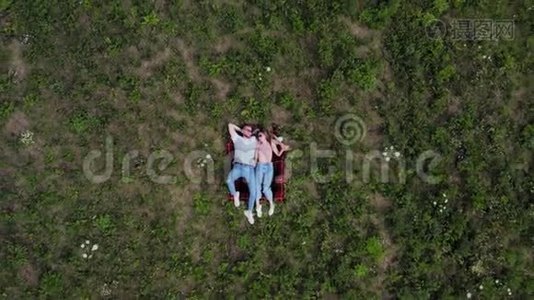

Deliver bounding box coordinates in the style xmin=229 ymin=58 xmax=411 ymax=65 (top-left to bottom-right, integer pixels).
xmin=1 ymin=0 xmax=533 ymax=298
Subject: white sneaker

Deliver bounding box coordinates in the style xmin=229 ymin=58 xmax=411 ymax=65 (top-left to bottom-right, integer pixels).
xmin=244 ymin=210 xmax=254 ymax=224
xmin=233 ymin=192 xmax=240 ymax=207
xmin=268 ymin=202 xmax=275 ymax=216
xmin=256 ymin=204 xmax=262 ymax=218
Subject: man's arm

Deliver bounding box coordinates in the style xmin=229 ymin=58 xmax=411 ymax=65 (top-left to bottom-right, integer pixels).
xmin=228 ymin=123 xmax=241 ymax=140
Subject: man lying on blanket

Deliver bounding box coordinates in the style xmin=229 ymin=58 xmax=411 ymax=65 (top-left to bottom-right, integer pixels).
xmin=226 ymin=123 xmax=258 ymax=224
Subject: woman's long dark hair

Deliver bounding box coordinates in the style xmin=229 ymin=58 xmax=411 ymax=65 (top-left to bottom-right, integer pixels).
xmin=254 ymin=126 xmax=271 ymax=143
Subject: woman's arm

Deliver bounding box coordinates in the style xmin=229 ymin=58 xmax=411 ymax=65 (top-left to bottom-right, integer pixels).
xmin=270 ymin=134 xmax=282 ymax=146
xmin=271 ymin=142 xmax=282 ymax=156
xmin=271 ymin=141 xmax=290 ymax=156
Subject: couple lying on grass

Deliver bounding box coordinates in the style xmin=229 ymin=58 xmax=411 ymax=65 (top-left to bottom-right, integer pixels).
xmin=226 ymin=123 xmax=290 ymax=225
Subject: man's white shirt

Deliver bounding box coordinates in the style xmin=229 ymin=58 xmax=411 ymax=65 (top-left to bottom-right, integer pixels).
xmin=232 ymin=135 xmax=257 ymax=166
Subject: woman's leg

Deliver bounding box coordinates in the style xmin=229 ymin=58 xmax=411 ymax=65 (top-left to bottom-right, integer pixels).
xmin=255 ymin=165 xmax=263 ymax=205
xmin=262 ymin=163 xmax=274 ymax=205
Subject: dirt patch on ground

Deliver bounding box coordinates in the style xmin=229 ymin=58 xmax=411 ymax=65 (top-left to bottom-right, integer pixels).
xmin=167 ymin=185 xmax=196 ymax=236
xmin=137 ymin=47 xmax=172 ymax=79
xmin=3 ymin=111 xmax=29 ymax=137
xmin=175 ymin=39 xmax=201 ymax=81
xmin=278 ymin=68 xmax=323 ymax=100
xmin=214 ymin=35 xmax=237 ymax=53
xmin=301 ymin=180 xmax=319 ymax=199
xmin=18 ymin=263 xmax=39 ymax=287
xmin=341 ymin=17 xmax=376 ymax=40
xmin=447 ymin=97 xmax=461 ymax=116
xmin=211 ymin=78 xmax=231 ymax=100
xmin=8 ymin=41 xmax=28 ymax=82
xmin=370 ymin=193 xmax=392 ymax=213
xmin=273 ymin=76 xmax=314 ymax=100
xmin=361 ymin=97 xmax=385 ymax=149
xmin=368 ymin=193 xmax=397 ymax=296
xmin=270 ymin=105 xmax=291 ymax=125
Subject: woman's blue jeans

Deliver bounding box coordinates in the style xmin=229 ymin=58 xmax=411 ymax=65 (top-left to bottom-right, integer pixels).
xmin=255 ymin=162 xmax=274 ymax=204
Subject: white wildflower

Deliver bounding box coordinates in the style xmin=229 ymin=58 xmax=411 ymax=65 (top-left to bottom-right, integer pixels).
xmin=100 ymin=283 xmax=112 ymax=297
xmin=467 ymin=292 xmax=472 ymax=299
xmin=382 ymin=152 xmax=388 ymax=157
xmin=276 ymin=136 xmax=283 ymax=142
xmin=206 ymin=154 xmax=212 ymax=160
xmin=88 ymin=254 xmax=93 ymax=259
xmin=495 ymin=279 xmax=499 ymax=284
xmin=80 ymin=244 xmax=85 ymax=248
xmin=82 ymin=253 xmax=88 ymax=259
xmin=85 ymin=240 xmax=90 ymax=245
xmin=479 ymin=284 xmax=483 ymax=290
xmin=21 ymin=34 xmax=32 ymax=44
xmin=20 ymin=130 xmax=35 ymax=145
xmin=394 ymin=151 xmax=400 ymax=158
xmin=385 ymin=157 xmax=391 ymax=162
xmin=266 ymin=66 xmax=271 ymax=72
xmin=91 ymin=244 xmax=99 ymax=251
xmin=444 ymin=199 xmax=448 ymax=203
xmin=433 ymin=201 xmax=437 ymax=206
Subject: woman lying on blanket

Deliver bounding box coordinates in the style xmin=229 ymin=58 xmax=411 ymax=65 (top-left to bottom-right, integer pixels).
xmin=254 ymin=128 xmax=290 ymax=217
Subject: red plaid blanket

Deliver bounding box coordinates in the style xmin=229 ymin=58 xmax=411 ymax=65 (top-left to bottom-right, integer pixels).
xmin=225 ymin=141 xmax=286 ymax=203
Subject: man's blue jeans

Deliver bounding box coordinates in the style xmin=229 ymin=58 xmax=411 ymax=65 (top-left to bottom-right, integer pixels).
xmin=255 ymin=162 xmax=274 ymax=204
xmin=226 ymin=163 xmax=257 ymax=211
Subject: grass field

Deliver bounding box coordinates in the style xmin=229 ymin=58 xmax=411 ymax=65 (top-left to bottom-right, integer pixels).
xmin=1 ymin=0 xmax=533 ymax=298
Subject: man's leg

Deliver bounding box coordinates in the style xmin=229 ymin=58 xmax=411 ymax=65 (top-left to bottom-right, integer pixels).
xmin=245 ymin=166 xmax=257 ymax=211
xmin=226 ymin=164 xmax=243 ymax=207
xmin=242 ymin=165 xmax=256 ymax=224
